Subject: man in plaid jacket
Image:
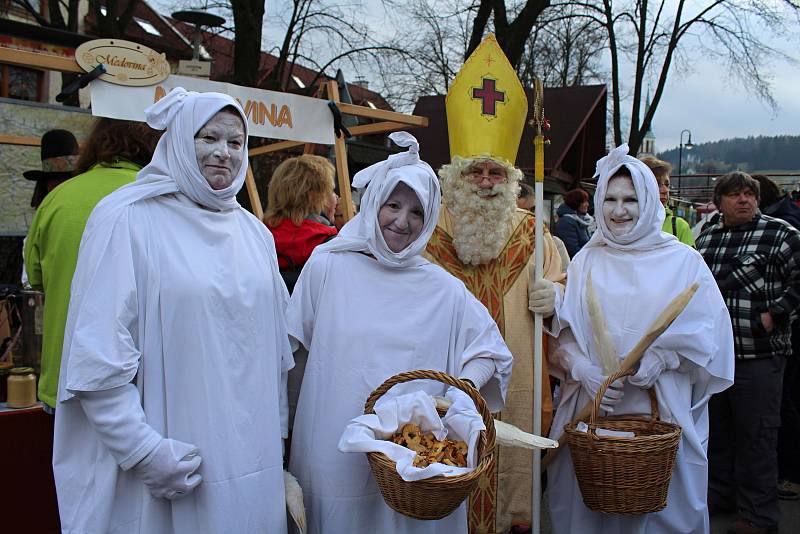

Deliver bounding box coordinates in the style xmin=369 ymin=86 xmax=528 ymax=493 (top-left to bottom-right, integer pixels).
xmin=697 ymin=171 xmax=800 ymax=534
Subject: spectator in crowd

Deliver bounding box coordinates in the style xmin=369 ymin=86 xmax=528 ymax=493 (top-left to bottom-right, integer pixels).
xmin=263 ymin=154 xmax=338 ymax=294
xmin=752 ymin=174 xmax=800 ymax=229
xmin=750 ymin=174 xmax=800 ymax=502
xmin=53 ymin=89 xmax=293 ymax=533
xmin=517 ymin=182 xmax=535 ymax=211
xmin=334 ymin=194 xmax=357 ymax=231
xmin=320 ymin=189 xmax=339 ymax=227
xmin=263 ymin=154 xmax=338 ymax=442
xmin=640 ymin=155 xmax=695 ymax=246
xmin=24 ymin=129 xmax=80 ymax=208
xmin=554 ymin=188 xmax=593 ymax=257
xmin=697 ymin=171 xmax=800 ymax=534
xmin=25 ymin=118 xmax=161 ymax=413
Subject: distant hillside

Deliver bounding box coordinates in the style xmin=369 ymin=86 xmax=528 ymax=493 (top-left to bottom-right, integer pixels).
xmin=658 ymin=135 xmax=800 ymax=173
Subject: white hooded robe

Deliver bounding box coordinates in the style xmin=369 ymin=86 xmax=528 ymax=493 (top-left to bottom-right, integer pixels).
xmin=286 ymin=132 xmax=513 ymax=534
xmin=53 ymin=90 xmax=292 ymax=534
xmin=547 ymin=144 xmax=735 ymax=534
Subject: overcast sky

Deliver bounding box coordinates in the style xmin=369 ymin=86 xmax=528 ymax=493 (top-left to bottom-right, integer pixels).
xmin=649 ymin=52 xmax=800 ymax=153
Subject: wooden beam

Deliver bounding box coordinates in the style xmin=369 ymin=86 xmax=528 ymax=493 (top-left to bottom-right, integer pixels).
xmin=349 ymin=121 xmax=409 ymax=137
xmin=248 ymin=140 xmax=305 ymax=157
xmin=337 ymin=102 xmax=428 ymax=127
xmin=244 ymin=165 xmax=263 ymax=220
xmin=0 ymin=134 xmax=40 ymax=147
xmin=326 ymin=80 xmax=355 ymax=224
xmin=0 ymin=46 xmax=81 ymax=73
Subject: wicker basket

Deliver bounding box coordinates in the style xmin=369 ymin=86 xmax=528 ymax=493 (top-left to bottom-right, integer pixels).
xmin=362 ymin=369 xmax=496 ymax=520
xmin=563 ymin=368 xmax=682 ymax=515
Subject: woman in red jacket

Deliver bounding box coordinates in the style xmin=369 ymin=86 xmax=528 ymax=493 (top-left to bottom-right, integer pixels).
xmin=264 ymin=155 xmax=338 ymax=293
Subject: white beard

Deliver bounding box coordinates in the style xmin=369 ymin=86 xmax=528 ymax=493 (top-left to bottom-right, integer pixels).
xmin=441 ymin=176 xmax=519 ymax=266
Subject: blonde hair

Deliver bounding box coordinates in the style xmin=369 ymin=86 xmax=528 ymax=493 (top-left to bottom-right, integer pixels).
xmin=264 ymin=155 xmax=335 ymax=226
xmin=639 ymin=155 xmax=672 ymax=184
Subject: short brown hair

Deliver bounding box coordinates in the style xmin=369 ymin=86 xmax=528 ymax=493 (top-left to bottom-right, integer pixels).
xmin=751 ymin=174 xmax=781 ymax=207
xmin=264 ymin=155 xmax=335 ymax=226
xmin=75 ymin=118 xmax=162 ymax=175
xmin=639 ymin=156 xmax=672 ymax=183
xmin=563 ymin=188 xmax=589 ymax=210
xmin=713 ymin=171 xmax=760 ymax=208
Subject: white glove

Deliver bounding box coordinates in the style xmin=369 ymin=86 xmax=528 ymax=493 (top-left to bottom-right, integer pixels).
xmin=133 ymin=438 xmax=203 ymax=500
xmin=628 ymin=347 xmax=680 ymax=389
xmin=571 ymin=358 xmax=625 ymax=413
xmin=529 ymin=279 xmax=558 ymax=317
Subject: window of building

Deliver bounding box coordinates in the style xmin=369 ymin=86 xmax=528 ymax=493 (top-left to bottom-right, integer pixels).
xmin=291 ymin=75 xmax=306 ymax=89
xmin=0 ymin=64 xmax=44 ymax=102
xmin=135 ymin=17 xmax=162 ymax=36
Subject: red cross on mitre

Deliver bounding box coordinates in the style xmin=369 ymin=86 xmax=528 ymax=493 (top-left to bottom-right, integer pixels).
xmin=472 ymin=77 xmax=505 ymax=116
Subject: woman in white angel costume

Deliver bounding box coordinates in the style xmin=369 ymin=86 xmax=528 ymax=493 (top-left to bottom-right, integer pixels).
xmin=53 ymin=88 xmax=293 ymax=533
xmin=286 ymin=132 xmax=513 ymax=533
xmin=543 ymin=144 xmax=735 ymax=533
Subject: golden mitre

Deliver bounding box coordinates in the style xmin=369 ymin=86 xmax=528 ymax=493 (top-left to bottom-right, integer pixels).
xmin=445 ymin=33 xmax=527 ymax=165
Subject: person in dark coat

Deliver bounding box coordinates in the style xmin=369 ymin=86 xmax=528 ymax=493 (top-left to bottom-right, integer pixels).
xmin=752 ymin=174 xmax=800 ymax=502
xmin=554 ymin=188 xmax=593 ymax=258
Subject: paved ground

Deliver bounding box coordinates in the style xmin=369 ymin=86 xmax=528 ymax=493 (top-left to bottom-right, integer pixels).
xmin=710 ymin=499 xmax=800 ymax=533
xmin=531 ymin=492 xmax=800 ymax=533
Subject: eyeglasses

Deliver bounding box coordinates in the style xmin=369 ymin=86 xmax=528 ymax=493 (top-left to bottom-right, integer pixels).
xmin=463 ymin=167 xmax=507 ymax=185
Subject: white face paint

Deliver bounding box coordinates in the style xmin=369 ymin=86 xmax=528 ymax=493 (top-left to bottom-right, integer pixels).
xmin=195 ymin=110 xmax=245 ymax=190
xmin=602 ymin=175 xmax=640 ymax=236
xmin=378 ymin=182 xmax=424 ymax=253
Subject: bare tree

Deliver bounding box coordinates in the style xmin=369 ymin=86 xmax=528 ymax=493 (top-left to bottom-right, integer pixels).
xmin=466 ymin=0 xmax=551 ymax=66
xmin=517 ymin=4 xmax=606 ymax=88
xmin=569 ymin=0 xmax=800 ymax=152
xmin=87 ymin=0 xmax=141 ymax=38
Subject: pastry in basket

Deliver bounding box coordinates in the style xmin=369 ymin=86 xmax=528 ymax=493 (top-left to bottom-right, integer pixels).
xmin=390 ymin=423 xmax=468 ymax=468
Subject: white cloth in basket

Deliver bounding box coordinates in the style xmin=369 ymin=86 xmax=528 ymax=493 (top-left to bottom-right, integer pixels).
xmin=339 ymin=389 xmax=484 ymax=481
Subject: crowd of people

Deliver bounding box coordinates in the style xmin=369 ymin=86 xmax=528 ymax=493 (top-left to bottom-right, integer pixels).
xmin=16 ymin=37 xmax=800 ymax=534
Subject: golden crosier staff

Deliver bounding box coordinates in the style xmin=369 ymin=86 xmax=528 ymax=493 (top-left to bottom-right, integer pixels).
xmin=531 ymin=77 xmax=546 ymax=534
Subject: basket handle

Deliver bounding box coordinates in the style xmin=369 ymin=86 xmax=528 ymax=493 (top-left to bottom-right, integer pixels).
xmin=588 ymin=368 xmax=660 ymax=439
xmin=363 ymin=369 xmax=496 ymax=454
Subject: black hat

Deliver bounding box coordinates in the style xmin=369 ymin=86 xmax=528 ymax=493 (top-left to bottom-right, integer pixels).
xmin=23 ymin=129 xmax=80 ymax=182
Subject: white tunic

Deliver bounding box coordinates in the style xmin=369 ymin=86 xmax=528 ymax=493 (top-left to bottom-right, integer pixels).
xmin=548 ymin=243 xmax=734 ymax=534
xmin=287 ymin=250 xmax=512 ymax=534
xmin=54 ymin=193 xmax=291 ymax=534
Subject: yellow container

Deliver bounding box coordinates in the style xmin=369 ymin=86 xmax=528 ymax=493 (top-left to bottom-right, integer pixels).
xmin=7 ymin=367 xmax=37 ymax=408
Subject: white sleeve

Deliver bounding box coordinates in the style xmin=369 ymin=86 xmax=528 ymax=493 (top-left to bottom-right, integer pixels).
xmin=76 ymin=384 xmax=162 ymax=470
xmin=458 ymin=357 xmax=497 ymax=390
xmin=280 ymin=367 xmax=290 ymax=438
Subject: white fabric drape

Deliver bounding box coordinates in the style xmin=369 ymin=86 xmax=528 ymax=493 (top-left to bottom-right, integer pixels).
xmin=314 ymin=131 xmax=441 ymax=268
xmin=53 ymin=89 xmax=293 ymax=534
xmin=585 ymin=143 xmax=676 ymax=252
xmin=547 ymin=144 xmax=735 ymax=534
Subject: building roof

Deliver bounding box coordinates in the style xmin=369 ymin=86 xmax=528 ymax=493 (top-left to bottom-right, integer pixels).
xmin=166 ymin=18 xmax=392 ymax=110
xmin=412 ymin=84 xmax=607 ymax=188
xmin=81 ymin=1 xmax=392 ymax=111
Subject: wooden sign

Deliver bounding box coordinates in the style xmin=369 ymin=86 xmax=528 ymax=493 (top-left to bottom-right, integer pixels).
xmin=76 ymin=39 xmax=170 ymax=87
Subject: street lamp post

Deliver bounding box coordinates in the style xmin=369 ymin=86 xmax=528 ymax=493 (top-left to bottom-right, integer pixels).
xmin=677 ymin=129 xmax=693 ymax=198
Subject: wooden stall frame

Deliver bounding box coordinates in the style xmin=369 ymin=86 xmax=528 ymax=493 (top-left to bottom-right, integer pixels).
xmin=0 ymin=46 xmax=429 ymax=223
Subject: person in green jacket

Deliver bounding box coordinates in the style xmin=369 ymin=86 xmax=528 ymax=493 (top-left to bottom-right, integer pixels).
xmin=640 ymin=155 xmax=695 ymax=247
xmin=24 ymin=118 xmax=161 ymax=411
